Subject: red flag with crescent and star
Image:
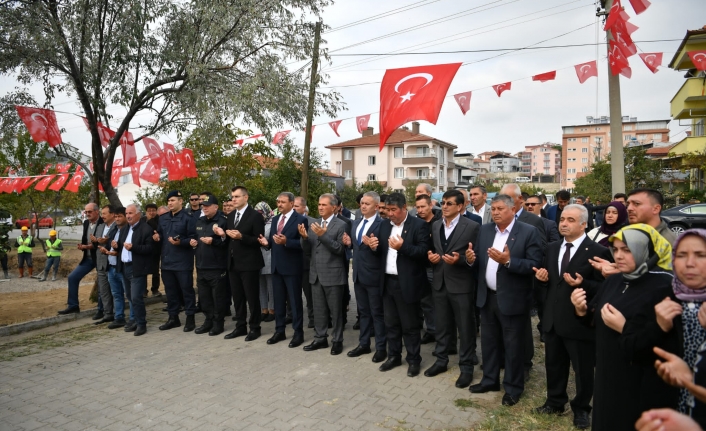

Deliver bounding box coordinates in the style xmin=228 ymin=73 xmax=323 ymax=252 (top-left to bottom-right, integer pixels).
xmin=603 ymin=0 xmax=623 ymax=31
xmin=142 ymin=137 xmax=164 ymax=168
xmin=48 ymin=174 xmax=70 ymax=191
xmin=532 ymin=71 xmax=556 ymax=82
xmin=272 ymin=130 xmax=291 ymax=145
xmin=688 ymin=51 xmax=706 ymax=71
xmin=119 ymin=131 xmax=136 ymax=167
xmin=453 ymin=92 xmax=472 ymax=115
xmin=379 ymin=62 xmax=461 ymax=150
xmin=627 ymin=0 xmax=650 ymax=14
xmin=609 ymin=41 xmax=631 ymax=76
xmin=15 ymin=106 xmax=63 ymax=148
xmin=612 ymin=21 xmax=637 ymax=58
xmin=575 ymin=61 xmax=598 ymax=84
xmin=21 ymin=177 xmax=41 ymax=192
xmin=34 ymin=175 xmax=56 ymax=191
xmin=356 ymin=115 xmax=371 ymax=134
xmin=638 ymin=52 xmax=662 ymax=73
xmin=110 ymin=166 xmax=122 ymax=187
xmin=329 ymin=120 xmax=342 ymax=137
xmin=64 ymin=170 xmax=85 ymax=193
xmin=129 ymin=163 xmax=141 ymax=187
xmin=162 ymin=143 xmax=179 ymax=180
xmin=0 ymin=178 xmax=12 ymax=193
xmin=492 ymin=82 xmax=512 ymax=97
xmin=182 ymin=148 xmax=198 ymax=178
xmin=140 ymin=160 xmax=161 ymax=184
xmin=82 ymin=118 xmax=115 ymax=148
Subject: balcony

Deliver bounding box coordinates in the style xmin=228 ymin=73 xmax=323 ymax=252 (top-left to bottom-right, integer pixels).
xmin=402 ymin=177 xmax=437 ymax=186
xmin=402 ymin=151 xmax=437 ymax=165
xmin=670 ymin=135 xmax=706 ymax=158
xmin=671 ymin=78 xmax=706 ymax=120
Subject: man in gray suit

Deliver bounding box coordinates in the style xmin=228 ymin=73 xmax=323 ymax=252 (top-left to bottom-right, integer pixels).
xmin=92 ymin=205 xmax=118 ymax=325
xmin=469 ymin=185 xmax=492 ymax=225
xmin=299 ymin=194 xmax=348 ymax=355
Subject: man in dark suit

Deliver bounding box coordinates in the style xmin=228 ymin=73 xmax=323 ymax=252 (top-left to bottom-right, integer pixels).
xmin=116 ymin=204 xmax=154 ymax=336
xmin=466 ymin=194 xmax=544 ymax=406
xmin=414 ymin=194 xmax=441 ymax=346
xmin=532 ymin=204 xmax=611 ymax=429
xmin=334 ymin=194 xmax=353 ymax=328
xmin=258 ymin=192 xmax=308 ymax=348
xmin=344 ymin=191 xmax=386 ymax=362
xmin=299 ymin=194 xmax=348 ymax=355
xmin=424 ymin=190 xmax=480 ymax=388
xmin=294 ymin=196 xmax=316 ymax=328
xmin=546 ymin=190 xmax=571 ymax=225
xmin=93 ymin=205 xmax=117 ymax=325
xmin=214 ymin=186 xmax=265 ymax=341
xmin=370 ymin=193 xmax=430 ymax=377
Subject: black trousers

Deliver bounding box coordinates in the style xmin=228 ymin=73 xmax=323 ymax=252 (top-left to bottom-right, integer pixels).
xmin=383 ymin=275 xmax=422 ymax=366
xmin=432 ymin=284 xmax=476 ymax=374
xmin=229 ymin=269 xmax=261 ymax=331
xmin=544 ymin=330 xmax=595 ymax=413
xmin=480 ymin=291 xmax=527 ymax=399
xmin=354 ymin=281 xmax=386 ymax=351
xmin=302 ymin=269 xmax=314 ymax=323
xmin=197 ymin=269 xmax=227 ymax=322
xmin=273 ymin=272 xmax=304 ymax=337
xmin=150 ymin=253 xmax=161 ymax=293
xmin=162 ymin=269 xmax=196 ymax=317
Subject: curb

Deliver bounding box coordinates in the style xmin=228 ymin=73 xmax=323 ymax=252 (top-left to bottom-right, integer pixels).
xmin=0 ymin=295 xmax=166 ymax=337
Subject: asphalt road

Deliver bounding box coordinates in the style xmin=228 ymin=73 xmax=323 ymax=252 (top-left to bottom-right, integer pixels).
xmin=8 ymin=225 xmax=84 ymax=241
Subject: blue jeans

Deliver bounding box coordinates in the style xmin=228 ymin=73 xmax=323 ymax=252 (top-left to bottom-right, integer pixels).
xmin=44 ymin=256 xmax=60 ymax=276
xmin=122 ymin=264 xmax=147 ymax=326
xmin=67 ymin=258 xmax=95 ymax=308
xmin=107 ymin=266 xmax=126 ymax=321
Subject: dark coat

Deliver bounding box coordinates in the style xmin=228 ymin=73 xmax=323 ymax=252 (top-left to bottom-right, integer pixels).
xmin=430 ymin=216 xmax=479 ymax=294
xmin=268 ymin=211 xmax=308 ymax=276
xmin=351 ymin=215 xmax=383 ymax=286
xmin=116 ymin=221 xmax=154 ymax=277
xmin=226 ymin=205 xmax=265 ymax=272
xmin=80 ymin=218 xmax=104 ymax=262
xmin=157 ymin=209 xmax=197 ymax=271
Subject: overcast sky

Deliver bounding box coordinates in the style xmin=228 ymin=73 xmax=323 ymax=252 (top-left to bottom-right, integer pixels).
xmin=1 ymin=0 xmax=703 ymax=166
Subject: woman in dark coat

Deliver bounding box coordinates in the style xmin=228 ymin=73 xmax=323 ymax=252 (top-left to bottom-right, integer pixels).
xmin=571 ymin=224 xmax=674 ymax=431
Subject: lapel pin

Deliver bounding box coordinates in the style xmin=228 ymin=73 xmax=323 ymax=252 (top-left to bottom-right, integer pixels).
xmin=404 ymin=230 xmax=407 ymax=234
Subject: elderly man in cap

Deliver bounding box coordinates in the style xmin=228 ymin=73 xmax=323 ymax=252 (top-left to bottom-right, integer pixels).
xmin=15 ymin=226 xmax=35 ymax=278
xmin=39 ymin=230 xmax=63 ymax=282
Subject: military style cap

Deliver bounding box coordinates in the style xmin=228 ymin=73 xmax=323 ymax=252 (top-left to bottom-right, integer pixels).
xmin=201 ymin=195 xmax=218 ymax=206
xmin=166 ymin=190 xmax=182 ymax=200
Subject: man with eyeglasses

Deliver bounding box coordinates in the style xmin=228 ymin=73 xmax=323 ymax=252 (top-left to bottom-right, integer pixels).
xmin=186 ymin=193 xmax=201 ymax=217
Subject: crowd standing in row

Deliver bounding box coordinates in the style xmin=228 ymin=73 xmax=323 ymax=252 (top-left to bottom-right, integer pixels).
xmin=49 ymin=182 xmax=706 ymax=430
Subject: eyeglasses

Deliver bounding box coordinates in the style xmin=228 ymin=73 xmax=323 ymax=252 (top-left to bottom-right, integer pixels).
xmin=441 ymin=201 xmax=460 ymax=206
xmin=524 ymin=203 xmax=539 ymax=207
xmin=189 ymin=198 xmax=199 ymax=201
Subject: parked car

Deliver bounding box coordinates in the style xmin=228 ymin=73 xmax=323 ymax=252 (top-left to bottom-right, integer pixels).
xmin=62 ymin=215 xmax=82 ymax=226
xmin=15 ymin=215 xmax=54 ymax=229
xmin=0 ymin=209 xmax=11 ymax=227
xmin=661 ymin=203 xmax=706 ymax=235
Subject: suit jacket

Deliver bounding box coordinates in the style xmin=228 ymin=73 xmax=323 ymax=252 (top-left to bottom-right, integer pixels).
xmin=301 ymin=216 xmax=347 ymax=286
xmin=546 ymin=205 xmax=561 ymax=224
xmin=351 ymin=215 xmax=383 ymax=286
xmin=116 ymin=221 xmax=154 ymax=277
xmin=474 ymin=220 xmax=544 ymax=316
xmin=376 ymin=215 xmax=430 ymax=304
xmin=226 ymin=205 xmax=265 ymax=272
xmin=516 ymin=209 xmax=547 ymax=248
xmin=95 ymin=223 xmax=118 ymax=271
xmin=463 ymin=211 xmax=483 ymax=226
xmin=467 ymin=204 xmax=492 ymax=224
xmin=268 ymin=210 xmax=308 ymax=276
xmin=337 ymin=213 xmax=353 ymax=261
xmin=539 ymin=237 xmax=611 ymax=340
xmin=80 ymin=218 xmax=104 ymax=263
xmin=542 ymin=218 xmax=561 ymax=244
xmin=430 ymin=216 xmax=480 ymax=294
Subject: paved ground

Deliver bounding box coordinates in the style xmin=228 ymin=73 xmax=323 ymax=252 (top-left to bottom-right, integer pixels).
xmin=0 ymin=301 xmax=488 ymax=431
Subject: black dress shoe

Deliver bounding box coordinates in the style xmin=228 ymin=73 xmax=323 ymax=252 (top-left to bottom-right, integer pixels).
xmin=420 ymin=332 xmax=436 ymax=344
xmin=455 ymin=372 xmax=473 ymax=388
xmin=264 ymin=314 xmax=275 ymax=323
xmin=244 ymin=330 xmax=261 ymax=341
xmin=372 ymin=350 xmax=388 ymax=363
xmin=352 ymin=318 xmax=360 ymax=330
xmin=134 ymin=326 xmax=146 ymax=336
xmin=379 ymin=357 xmax=402 ymax=372
xmin=194 ymin=321 xmax=213 ymax=334
xmin=407 ymin=364 xmax=420 ymax=377
xmin=260 ymin=313 xmax=267 ymax=321
xmin=183 ymin=315 xmax=196 ymax=332
xmin=92 ymin=311 xmax=104 ymax=320
xmin=288 ymin=336 xmax=304 ymax=348
xmin=470 ymin=383 xmax=501 ymax=394
xmin=307 ymin=320 xmax=315 ymax=329
xmin=448 ymin=347 xmax=458 ymax=355
xmin=208 ymin=322 xmax=224 ymax=336
xmin=124 ymin=323 xmax=137 ymax=332
xmin=224 ymin=327 xmax=247 ymax=339
xmin=424 ymin=364 xmax=448 ymax=377
xmin=471 ymin=352 xmax=479 ymax=365
xmin=285 ymin=316 xmax=293 ymax=324
xmin=347 ymin=345 xmax=372 ymax=357
xmin=158 ymin=317 xmax=181 ymax=331
xmin=502 ymin=393 xmax=520 ymax=406
xmin=573 ymin=410 xmax=590 ymax=429
xmin=57 ymin=306 xmax=80 ymax=315
xmin=303 ymin=339 xmax=329 ymax=351
xmin=108 ymin=320 xmax=126 ymax=330
xmin=533 ymin=404 xmax=565 ymax=415
xmin=94 ymin=316 xmax=114 ymax=325
xmin=330 ymin=342 xmax=343 ymax=355
xmin=161 ymin=307 xmax=168 ymax=312
xmin=267 ymin=332 xmax=286 ymax=345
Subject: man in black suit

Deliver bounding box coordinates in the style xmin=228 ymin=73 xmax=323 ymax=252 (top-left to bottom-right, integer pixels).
xmin=344 ymin=191 xmax=386 ymax=362
xmin=294 ymin=196 xmax=316 ymax=328
xmin=467 ymin=194 xmax=544 ymax=406
xmin=334 ymin=194 xmax=353 ymax=328
xmin=532 ymin=204 xmax=611 ymax=429
xmin=215 ymin=186 xmax=265 ymax=341
xmin=414 ymin=194 xmax=441 ymax=346
xmin=370 ymin=193 xmax=430 ymax=377
xmin=258 ymin=192 xmax=308 ymax=348
xmin=424 ymin=190 xmax=480 ymax=389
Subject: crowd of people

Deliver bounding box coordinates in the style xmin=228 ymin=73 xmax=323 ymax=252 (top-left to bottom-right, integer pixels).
xmin=44 ymin=182 xmax=706 ymax=430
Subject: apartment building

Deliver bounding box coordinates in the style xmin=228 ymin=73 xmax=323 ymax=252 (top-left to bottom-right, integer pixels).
xmin=489 ymin=153 xmax=520 ymax=173
xmin=521 ymin=143 xmax=561 ymax=177
xmin=325 ymin=122 xmax=458 ymax=192
xmin=561 ymin=116 xmax=670 ymax=189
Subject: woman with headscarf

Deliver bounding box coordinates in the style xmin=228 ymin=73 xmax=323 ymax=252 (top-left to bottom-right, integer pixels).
xmin=254 ymin=201 xmax=275 ymax=322
xmin=622 ymin=229 xmax=706 ymax=429
xmin=586 ymin=201 xmax=628 ymax=247
xmin=571 ymin=224 xmax=674 ymax=431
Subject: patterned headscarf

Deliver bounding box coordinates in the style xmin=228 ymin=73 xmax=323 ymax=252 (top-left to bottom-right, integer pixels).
xmin=609 ymin=223 xmax=672 ymax=280
xmin=254 ymin=201 xmax=273 ymax=224
xmin=672 ymin=229 xmax=706 ymax=301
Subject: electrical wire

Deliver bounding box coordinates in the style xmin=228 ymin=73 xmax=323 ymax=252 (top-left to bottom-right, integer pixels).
xmin=326 ymin=0 xmax=443 ymax=33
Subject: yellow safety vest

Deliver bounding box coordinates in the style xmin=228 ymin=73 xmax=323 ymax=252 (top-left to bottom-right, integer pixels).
xmin=17 ymin=235 xmax=33 ymax=254
xmin=46 ymin=238 xmax=62 ymax=257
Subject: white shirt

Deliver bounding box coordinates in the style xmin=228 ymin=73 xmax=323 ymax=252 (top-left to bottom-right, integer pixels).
xmin=101 ymin=222 xmax=114 ymax=238
xmin=471 ymin=204 xmax=486 ymax=219
xmin=233 ymin=204 xmax=249 ymax=223
xmin=356 ymin=214 xmax=376 ymax=240
xmin=385 ymin=215 xmax=407 ymax=275
xmin=108 ymin=228 xmax=121 ymax=266
xmin=121 ymin=223 xmax=138 ymax=263
xmin=558 ymin=233 xmax=586 ymax=272
xmin=443 ymin=214 xmax=461 ymax=239
xmin=515 ymin=207 xmax=524 ymax=218
xmin=320 ymin=214 xmax=335 ymax=228
xmin=485 ymin=218 xmax=515 ymax=291
xmin=278 ymin=209 xmax=294 ymax=232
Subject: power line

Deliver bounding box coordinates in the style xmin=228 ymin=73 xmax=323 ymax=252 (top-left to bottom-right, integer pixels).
xmin=326 ymin=0 xmax=443 ymax=33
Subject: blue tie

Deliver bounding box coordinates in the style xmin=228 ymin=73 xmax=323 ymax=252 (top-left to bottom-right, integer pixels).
xmin=357 ymin=219 xmax=368 ymax=245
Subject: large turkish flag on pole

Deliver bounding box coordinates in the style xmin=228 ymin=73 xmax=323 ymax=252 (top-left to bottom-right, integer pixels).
xmin=379 ymin=63 xmax=461 ymax=151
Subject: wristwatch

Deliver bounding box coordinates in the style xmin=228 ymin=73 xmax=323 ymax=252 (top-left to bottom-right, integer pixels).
xmin=504 ymin=258 xmax=511 ymax=268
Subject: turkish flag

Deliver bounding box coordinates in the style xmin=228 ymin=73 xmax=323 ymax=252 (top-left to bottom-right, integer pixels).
xmin=0 ymin=178 xmax=11 ymax=194
xmin=142 ymin=137 xmax=164 ymax=168
xmin=247 ymin=134 xmax=263 ymax=140
xmin=625 ymin=20 xmax=639 ymax=35
xmin=532 ymin=71 xmax=556 ymax=82
xmin=130 ymin=163 xmax=141 ymax=187
xmin=119 ymin=131 xmax=136 ymax=167
xmin=609 ymin=41 xmax=631 ymax=75
xmin=48 ymin=174 xmax=70 ymax=191
xmin=170 ymin=153 xmax=186 ymax=181
xmin=575 ymin=61 xmax=598 ymax=83
xmin=56 ymin=163 xmax=72 ymax=173
xmin=34 ymin=175 xmax=56 ymax=191
xmin=110 ymin=166 xmax=123 ymax=187
xmin=638 ymin=52 xmax=662 ymax=73
xmin=620 ymin=66 xmax=632 ymax=79
xmin=379 ymin=63 xmax=461 ymax=150
xmin=356 ymin=115 xmax=371 ymax=134
xmin=12 ymin=177 xmax=29 ymax=193
xmin=627 ymin=0 xmax=650 ymax=14
xmin=182 ymin=148 xmax=198 ymax=178
xmin=64 ymin=171 xmax=85 ymax=193
xmin=22 ymin=176 xmax=42 ymax=192
xmin=82 ymin=118 xmax=115 ymax=148
xmin=329 ymin=120 xmax=342 ymax=137
xmin=235 ymin=139 xmax=244 ymax=146
xmin=492 ymin=82 xmax=512 ymax=97
xmin=688 ymin=51 xmax=706 ymax=71
xmin=453 ymin=92 xmax=472 ymax=115
xmin=15 ymin=106 xmax=62 ymax=148
xmin=603 ymin=0 xmax=623 ymax=31
xmin=42 ymin=163 xmax=53 ymax=174
xmin=162 ymin=143 xmax=178 ymax=177
xmin=272 ymin=130 xmax=291 ymax=145
xmin=140 ymin=160 xmax=161 ymax=183
xmin=612 ymin=21 xmax=637 ymax=58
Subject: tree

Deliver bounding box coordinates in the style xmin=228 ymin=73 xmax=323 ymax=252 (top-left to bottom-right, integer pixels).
xmin=0 ymin=0 xmax=343 ymax=207
xmin=339 ymin=180 xmax=393 ymax=210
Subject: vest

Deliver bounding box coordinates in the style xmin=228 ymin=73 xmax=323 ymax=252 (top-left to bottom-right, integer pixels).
xmin=46 ymin=238 xmax=62 ymax=257
xmin=17 ymin=235 xmax=32 ymax=253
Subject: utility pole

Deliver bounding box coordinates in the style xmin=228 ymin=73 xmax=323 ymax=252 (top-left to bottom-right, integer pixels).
xmin=600 ymin=0 xmax=626 ymax=195
xmin=300 ymin=21 xmax=322 ymax=201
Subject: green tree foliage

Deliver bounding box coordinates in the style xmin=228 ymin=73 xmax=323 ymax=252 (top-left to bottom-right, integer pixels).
xmin=340 ymin=180 xmax=393 ymax=210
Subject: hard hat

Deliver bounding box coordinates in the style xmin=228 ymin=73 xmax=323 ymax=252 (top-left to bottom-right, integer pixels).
xmin=21 ymin=226 xmax=28 ymax=231
xmin=49 ymin=230 xmax=57 ymax=236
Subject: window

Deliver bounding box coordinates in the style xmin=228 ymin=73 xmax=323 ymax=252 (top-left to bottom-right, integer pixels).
xmin=439 ymin=149 xmax=445 ymax=164
xmin=344 ymin=170 xmax=352 ymax=179
xmin=581 ymin=137 xmax=589 ymax=143
xmin=119 ymin=173 xmax=131 ymax=185
xmin=394 ymin=168 xmax=404 ymax=179
xmin=624 ymin=124 xmax=633 ymax=131
xmin=580 ymin=128 xmax=588 ymax=131
xmin=653 ymin=133 xmax=662 ymax=140
xmin=624 ymin=135 xmax=633 ymax=141
xmin=394 ymin=189 xmax=404 ymax=193
xmin=581 ymin=167 xmax=589 ymax=172
xmin=439 ymin=170 xmax=444 ymax=182
xmin=368 ymin=155 xmax=376 ymax=166
xmin=343 ymin=149 xmax=352 ymax=160
xmin=582 ymin=158 xmax=588 ymax=163
xmin=416 ymin=168 xmax=428 ymax=178
xmin=394 ymin=147 xmax=403 ymax=158
xmin=637 ymin=134 xmax=647 ymax=141
xmin=568 ymin=148 xmax=577 ymax=152
xmin=367 ymin=174 xmax=376 ymax=181
xmin=416 ymin=147 xmax=430 ymax=156
xmin=567 ymin=138 xmax=577 ymax=142
xmin=567 ymin=168 xmax=576 ymax=174
xmin=568 ymin=158 xmax=576 ymax=162
xmin=595 ymin=127 xmax=602 ymax=131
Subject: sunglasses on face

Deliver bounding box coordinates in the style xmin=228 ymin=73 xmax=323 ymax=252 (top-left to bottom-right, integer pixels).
xmin=525 ymin=203 xmax=539 ymax=206
xmin=189 ymin=198 xmax=199 ymax=201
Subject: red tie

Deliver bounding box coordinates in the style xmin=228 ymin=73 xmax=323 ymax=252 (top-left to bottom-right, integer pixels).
xmin=277 ymin=215 xmax=285 ymax=235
